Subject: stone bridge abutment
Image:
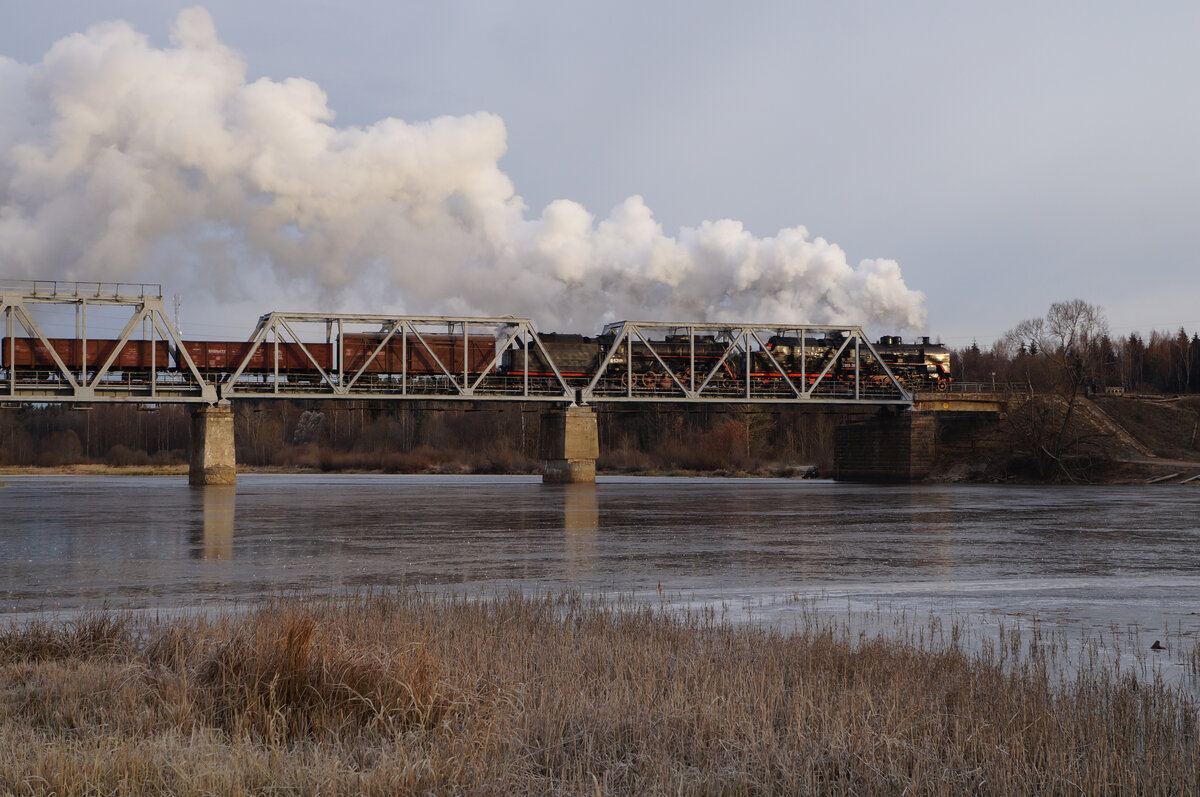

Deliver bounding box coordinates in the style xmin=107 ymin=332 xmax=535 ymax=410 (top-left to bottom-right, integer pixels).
xmin=832 ymin=397 xmax=1009 ymax=482
xmin=189 ymin=403 xmax=237 ymax=485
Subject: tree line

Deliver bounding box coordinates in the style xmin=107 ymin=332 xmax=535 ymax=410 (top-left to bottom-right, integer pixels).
xmin=954 ymin=303 xmax=1200 ymax=394
xmin=948 ymin=299 xmax=1199 ymax=480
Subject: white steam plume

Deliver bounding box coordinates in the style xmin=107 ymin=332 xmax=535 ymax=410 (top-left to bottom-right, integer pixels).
xmin=0 ymin=8 xmax=927 ymax=332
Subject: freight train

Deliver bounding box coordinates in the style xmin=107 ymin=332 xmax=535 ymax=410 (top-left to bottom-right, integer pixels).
xmin=1 ymin=330 xmax=952 ymax=391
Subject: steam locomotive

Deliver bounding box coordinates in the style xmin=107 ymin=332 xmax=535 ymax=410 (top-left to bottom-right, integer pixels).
xmin=524 ymin=332 xmax=950 ymax=390
xmin=1 ymin=329 xmax=952 ymax=391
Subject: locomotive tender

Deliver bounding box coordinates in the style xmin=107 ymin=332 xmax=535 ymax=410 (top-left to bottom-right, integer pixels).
xmin=2 ymin=328 xmax=952 ymax=392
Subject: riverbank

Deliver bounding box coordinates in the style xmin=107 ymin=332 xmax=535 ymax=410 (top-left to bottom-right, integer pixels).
xmin=0 ymin=463 xmax=819 ymax=479
xmin=4 ymin=461 xmax=1194 ymax=483
xmin=929 ymin=456 xmax=1200 ymax=486
xmin=0 ymin=464 xmax=189 ymax=477
xmin=1 ymin=592 xmax=1197 ymax=794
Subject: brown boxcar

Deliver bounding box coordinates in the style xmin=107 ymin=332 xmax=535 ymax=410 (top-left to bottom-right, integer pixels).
xmin=181 ymin=340 xmax=333 ymax=372
xmin=342 ymin=333 xmax=497 ymax=375
xmin=1 ymin=337 xmax=172 ymax=370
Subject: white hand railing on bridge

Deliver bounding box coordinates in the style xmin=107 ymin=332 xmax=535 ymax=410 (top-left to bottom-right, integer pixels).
xmin=942 ymin=382 xmax=1028 ymax=395
xmin=0 ymin=279 xmax=163 ymax=300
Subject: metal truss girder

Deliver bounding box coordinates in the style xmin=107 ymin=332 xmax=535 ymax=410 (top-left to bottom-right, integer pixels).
xmin=693 ymin=330 xmax=744 ymax=396
xmin=1 ymin=286 xmax=216 ymax=405
xmin=278 ymin=317 xmax=341 ymax=390
xmin=223 ymin=317 xmax=272 ymax=389
xmin=0 ymin=287 xmax=914 ymax=408
xmin=807 ymin=335 xmax=853 ymax=394
xmin=582 ymin=321 xmax=911 ymax=405
xmin=345 ymin=324 xmax=401 ymax=390
xmin=403 ymin=324 xmax=464 ymax=393
xmin=748 ymin=329 xmax=802 ymax=398
xmin=469 ymin=325 xmax=523 ymax=392
xmin=219 ymin=313 xmax=575 ymax=402
xmin=8 ymin=304 xmax=79 ymax=390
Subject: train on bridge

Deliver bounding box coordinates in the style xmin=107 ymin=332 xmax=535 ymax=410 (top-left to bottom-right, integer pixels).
xmin=1 ymin=330 xmax=952 ymax=391
xmin=524 ymin=332 xmax=950 ymax=390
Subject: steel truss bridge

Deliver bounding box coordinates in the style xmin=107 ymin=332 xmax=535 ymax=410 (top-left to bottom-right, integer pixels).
xmin=1 ymin=280 xmax=914 ymax=407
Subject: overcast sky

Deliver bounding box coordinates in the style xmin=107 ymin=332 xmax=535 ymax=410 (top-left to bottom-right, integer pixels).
xmin=2 ymin=1 xmax=1197 ymax=345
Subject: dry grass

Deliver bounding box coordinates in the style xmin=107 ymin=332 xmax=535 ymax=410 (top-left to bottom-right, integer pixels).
xmin=1 ymin=592 xmax=1197 ymax=795
xmin=0 ymin=464 xmax=189 ymax=477
xmin=1093 ymin=396 xmax=1200 ymax=461
xmin=268 ymin=443 xmax=538 ymax=475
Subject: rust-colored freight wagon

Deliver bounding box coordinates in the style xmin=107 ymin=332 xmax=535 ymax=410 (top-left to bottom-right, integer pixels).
xmin=341 ymin=333 xmax=497 ymax=375
xmin=181 ymin=340 xmax=334 ymax=372
xmin=1 ymin=337 xmax=172 ymax=370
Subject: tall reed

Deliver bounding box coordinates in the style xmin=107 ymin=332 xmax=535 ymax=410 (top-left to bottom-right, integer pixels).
xmin=0 ymin=591 xmax=1196 ymax=794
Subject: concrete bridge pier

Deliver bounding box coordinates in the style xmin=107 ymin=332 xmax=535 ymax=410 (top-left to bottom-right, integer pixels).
xmin=832 ymin=410 xmax=935 ymax=482
xmin=540 ymin=406 xmax=599 ymax=484
xmin=190 ymin=402 xmax=237 ymax=485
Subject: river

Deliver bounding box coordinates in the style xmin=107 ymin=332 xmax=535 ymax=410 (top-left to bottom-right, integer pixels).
xmin=4 ymin=475 xmax=1200 ymax=663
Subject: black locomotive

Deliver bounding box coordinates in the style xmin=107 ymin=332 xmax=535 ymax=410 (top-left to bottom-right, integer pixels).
xmin=511 ymin=331 xmax=951 ymax=393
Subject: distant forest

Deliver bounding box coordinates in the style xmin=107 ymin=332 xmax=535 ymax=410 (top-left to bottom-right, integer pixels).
xmin=954 ymin=326 xmax=1200 ymax=394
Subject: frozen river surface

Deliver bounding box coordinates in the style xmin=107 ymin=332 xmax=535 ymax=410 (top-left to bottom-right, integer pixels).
xmin=3 ymin=474 xmax=1200 ymax=644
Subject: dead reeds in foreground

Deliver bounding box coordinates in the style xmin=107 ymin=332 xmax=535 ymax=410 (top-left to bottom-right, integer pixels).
xmin=1 ymin=593 xmax=1197 ymax=795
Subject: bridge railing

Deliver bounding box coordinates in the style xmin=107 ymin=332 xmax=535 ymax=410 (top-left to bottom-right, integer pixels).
xmin=943 ymin=382 xmax=1027 ymax=395
xmin=0 ymin=280 xmax=163 ymax=300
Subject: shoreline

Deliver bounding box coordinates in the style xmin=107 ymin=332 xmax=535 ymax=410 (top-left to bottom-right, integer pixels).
xmin=0 ymin=463 xmax=818 ymax=480
xmin=2 ymin=460 xmax=1197 ymax=484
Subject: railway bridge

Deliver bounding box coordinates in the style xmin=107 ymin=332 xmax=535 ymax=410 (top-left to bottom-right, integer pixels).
xmin=1 ymin=280 xmax=993 ymax=483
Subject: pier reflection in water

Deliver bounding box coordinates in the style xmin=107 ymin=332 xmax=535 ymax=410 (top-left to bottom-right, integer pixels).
xmin=191 ymin=486 xmax=235 ymax=560
xmin=561 ymin=484 xmax=599 ymax=582
xmin=1 ymin=474 xmax=1200 ymax=641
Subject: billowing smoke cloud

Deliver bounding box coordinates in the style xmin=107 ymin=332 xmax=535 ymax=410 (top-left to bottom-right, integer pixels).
xmin=0 ymin=8 xmax=927 ymax=332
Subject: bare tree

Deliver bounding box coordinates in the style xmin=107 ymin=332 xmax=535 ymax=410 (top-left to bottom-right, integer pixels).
xmin=1003 ymin=300 xmax=1110 ymax=480
xmin=1045 ymin=299 xmax=1109 ymax=389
